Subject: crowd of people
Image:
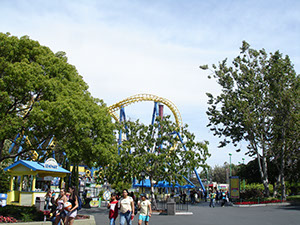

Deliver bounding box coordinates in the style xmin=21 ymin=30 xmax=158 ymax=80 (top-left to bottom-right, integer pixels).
xmin=46 ymin=187 xmax=229 ymax=225
xmin=208 ymin=188 xmax=229 ymax=208
xmin=44 ymin=186 xmax=80 ymax=225
xmin=107 ymin=189 xmax=152 ymax=225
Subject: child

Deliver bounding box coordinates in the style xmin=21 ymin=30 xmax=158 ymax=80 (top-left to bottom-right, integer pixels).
xmin=107 ymin=193 xmax=118 ymax=225
xmin=138 ymin=194 xmax=152 ymax=225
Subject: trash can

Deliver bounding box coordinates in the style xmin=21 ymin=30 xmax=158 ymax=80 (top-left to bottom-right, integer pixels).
xmin=35 ymin=197 xmax=45 ymax=211
xmin=167 ymin=198 xmax=176 ymax=215
xmin=0 ymin=193 xmax=7 ymax=207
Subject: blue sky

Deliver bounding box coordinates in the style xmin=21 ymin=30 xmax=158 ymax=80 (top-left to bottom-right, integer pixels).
xmin=1 ymin=0 xmax=299 ymax=168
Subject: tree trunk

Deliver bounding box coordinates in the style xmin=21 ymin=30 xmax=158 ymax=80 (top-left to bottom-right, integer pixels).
xmin=280 ymin=144 xmax=286 ymax=200
xmin=257 ymin=153 xmax=270 ymax=197
xmin=273 ymin=174 xmax=281 ymax=198
xmin=150 ymin=177 xmax=157 ymax=210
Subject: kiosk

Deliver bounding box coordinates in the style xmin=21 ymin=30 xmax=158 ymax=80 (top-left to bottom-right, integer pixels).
xmin=4 ymin=159 xmax=70 ymax=206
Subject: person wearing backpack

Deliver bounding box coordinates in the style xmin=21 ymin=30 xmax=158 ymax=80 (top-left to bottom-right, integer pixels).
xmin=209 ymin=189 xmax=216 ymax=208
xmin=64 ymin=186 xmax=79 ymax=225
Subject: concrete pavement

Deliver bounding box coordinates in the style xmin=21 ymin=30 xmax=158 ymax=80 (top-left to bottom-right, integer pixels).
xmin=80 ymin=201 xmax=300 ymax=225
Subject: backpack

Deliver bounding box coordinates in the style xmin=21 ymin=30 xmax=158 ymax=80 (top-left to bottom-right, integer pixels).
xmin=77 ymin=195 xmax=83 ymax=210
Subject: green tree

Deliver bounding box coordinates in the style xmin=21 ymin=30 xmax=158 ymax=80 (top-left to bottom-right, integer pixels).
xmin=0 ymin=33 xmax=115 ymax=166
xmin=101 ymin=116 xmax=210 ymax=208
xmin=200 ymin=41 xmax=299 ymax=197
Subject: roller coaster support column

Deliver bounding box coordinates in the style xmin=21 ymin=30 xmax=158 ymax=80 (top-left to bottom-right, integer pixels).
xmin=151 ymin=102 xmax=159 ymax=125
xmin=175 ymin=131 xmax=206 ymax=192
xmin=118 ymin=106 xmax=126 ymax=154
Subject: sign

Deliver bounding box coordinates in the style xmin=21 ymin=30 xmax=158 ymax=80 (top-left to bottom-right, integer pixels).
xmin=103 ymin=190 xmax=111 ymax=201
xmin=44 ymin=158 xmax=58 ymax=169
xmin=90 ymin=198 xmax=99 ymax=208
xmin=44 ymin=176 xmax=53 ymax=181
xmin=0 ymin=193 xmax=7 ymax=207
xmin=230 ymin=176 xmax=240 ymax=199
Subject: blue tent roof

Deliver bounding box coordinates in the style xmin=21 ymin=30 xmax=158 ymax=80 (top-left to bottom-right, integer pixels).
xmin=182 ymin=184 xmax=195 ymax=189
xmin=4 ymin=160 xmax=71 ymax=174
xmin=133 ymin=179 xmax=151 ymax=187
xmin=154 ymin=181 xmax=182 ymax=188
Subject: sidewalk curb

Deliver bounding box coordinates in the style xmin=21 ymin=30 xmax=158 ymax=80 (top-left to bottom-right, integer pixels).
xmin=233 ymin=202 xmax=292 ymax=207
xmin=14 ymin=215 xmax=96 ymax=225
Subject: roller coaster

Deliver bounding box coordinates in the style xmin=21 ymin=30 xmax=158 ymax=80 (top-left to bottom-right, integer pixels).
xmin=108 ymin=93 xmax=205 ymax=191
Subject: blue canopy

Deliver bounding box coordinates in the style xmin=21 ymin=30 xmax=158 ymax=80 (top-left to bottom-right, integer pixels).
xmin=182 ymin=184 xmax=195 ymax=189
xmin=133 ymin=179 xmax=151 ymax=187
xmin=154 ymin=181 xmax=182 ymax=188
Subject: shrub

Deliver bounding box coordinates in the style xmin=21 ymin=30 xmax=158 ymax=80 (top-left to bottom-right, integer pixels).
xmin=0 ymin=205 xmax=43 ymax=221
xmin=240 ymin=183 xmax=264 ymax=200
xmin=0 ymin=168 xmax=10 ymax=193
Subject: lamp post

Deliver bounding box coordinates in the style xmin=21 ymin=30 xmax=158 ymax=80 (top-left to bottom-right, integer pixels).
xmin=242 ymin=158 xmax=245 ymax=190
xmin=141 ymin=171 xmax=145 ymax=193
xmin=229 ymin=153 xmax=232 ymax=178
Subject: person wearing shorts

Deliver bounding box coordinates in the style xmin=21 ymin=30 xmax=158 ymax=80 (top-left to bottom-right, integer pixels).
xmin=64 ymin=186 xmax=79 ymax=225
xmin=138 ymin=194 xmax=152 ymax=225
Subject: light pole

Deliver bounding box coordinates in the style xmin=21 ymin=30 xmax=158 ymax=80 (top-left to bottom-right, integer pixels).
xmin=242 ymin=158 xmax=245 ymax=190
xmin=229 ymin=153 xmax=232 ymax=178
xmin=141 ymin=171 xmax=145 ymax=193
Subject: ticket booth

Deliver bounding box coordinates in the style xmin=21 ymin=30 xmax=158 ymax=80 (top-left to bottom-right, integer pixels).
xmin=4 ymin=159 xmax=70 ymax=206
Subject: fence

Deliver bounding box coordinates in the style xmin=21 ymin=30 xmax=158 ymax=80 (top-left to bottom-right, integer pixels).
xmin=155 ymin=198 xmax=189 ymax=212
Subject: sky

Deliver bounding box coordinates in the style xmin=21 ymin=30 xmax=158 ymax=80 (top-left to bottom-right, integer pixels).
xmin=1 ymin=0 xmax=299 ymax=169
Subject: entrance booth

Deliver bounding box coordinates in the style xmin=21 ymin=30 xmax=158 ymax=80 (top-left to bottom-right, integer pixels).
xmin=4 ymin=159 xmax=70 ymax=206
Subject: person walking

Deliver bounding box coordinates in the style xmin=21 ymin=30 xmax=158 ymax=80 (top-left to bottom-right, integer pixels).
xmin=45 ymin=189 xmax=52 ymax=210
xmin=138 ymin=194 xmax=152 ymax=225
xmin=107 ymin=193 xmax=118 ymax=225
xmin=221 ymin=190 xmax=227 ymax=207
xmin=53 ymin=188 xmax=68 ymax=225
xmin=215 ymin=189 xmax=219 ymax=204
xmin=119 ymin=189 xmax=135 ymax=225
xmin=209 ymin=189 xmax=216 ymax=208
xmin=64 ymin=186 xmax=79 ymax=225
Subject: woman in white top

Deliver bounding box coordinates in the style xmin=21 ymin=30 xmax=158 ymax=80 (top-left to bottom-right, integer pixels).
xmin=54 ymin=188 xmax=68 ymax=225
xmin=119 ymin=189 xmax=135 ymax=225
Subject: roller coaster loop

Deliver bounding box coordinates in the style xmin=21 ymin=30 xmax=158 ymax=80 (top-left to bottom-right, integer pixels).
xmin=108 ymin=93 xmax=183 ymax=128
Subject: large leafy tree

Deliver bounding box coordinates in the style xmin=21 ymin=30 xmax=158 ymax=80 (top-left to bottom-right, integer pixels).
xmin=200 ymin=41 xmax=299 ymax=197
xmin=100 ymin=116 xmax=210 ymax=207
xmin=0 ymin=33 xmax=115 ymax=167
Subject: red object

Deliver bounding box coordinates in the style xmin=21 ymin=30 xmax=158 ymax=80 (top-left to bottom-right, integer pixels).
xmin=131 ymin=215 xmax=134 ymax=221
xmin=108 ymin=200 xmax=119 ymax=219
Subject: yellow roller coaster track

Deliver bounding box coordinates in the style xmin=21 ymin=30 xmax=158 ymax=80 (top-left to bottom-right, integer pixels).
xmin=108 ymin=93 xmax=183 ymax=128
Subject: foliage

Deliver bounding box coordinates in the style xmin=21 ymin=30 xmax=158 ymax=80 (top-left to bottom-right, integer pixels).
xmin=0 ymin=32 xmax=115 ymax=166
xmin=0 ymin=167 xmax=10 ymax=193
xmin=99 ymin=116 xmax=210 ymax=190
xmin=70 ymin=164 xmax=79 ymax=189
xmin=0 ymin=205 xmax=43 ymax=221
xmin=286 ymin=195 xmax=300 ymax=202
xmin=240 ymin=183 xmax=265 ymax=200
xmin=200 ymin=41 xmax=299 ymax=197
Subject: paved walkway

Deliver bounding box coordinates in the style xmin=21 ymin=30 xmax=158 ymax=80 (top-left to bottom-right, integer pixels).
xmin=80 ymin=201 xmax=300 ymax=225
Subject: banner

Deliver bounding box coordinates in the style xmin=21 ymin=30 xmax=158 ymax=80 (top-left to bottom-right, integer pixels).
xmin=230 ymin=176 xmax=240 ymax=199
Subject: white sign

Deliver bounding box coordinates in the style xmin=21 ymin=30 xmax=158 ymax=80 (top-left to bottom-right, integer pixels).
xmin=44 ymin=158 xmax=58 ymax=169
xmin=103 ymin=191 xmax=111 ymax=201
xmin=44 ymin=176 xmax=53 ymax=181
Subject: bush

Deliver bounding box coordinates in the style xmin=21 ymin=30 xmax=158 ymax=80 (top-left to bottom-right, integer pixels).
xmin=0 ymin=205 xmax=44 ymax=221
xmin=0 ymin=168 xmax=10 ymax=193
xmin=240 ymin=183 xmax=264 ymax=200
